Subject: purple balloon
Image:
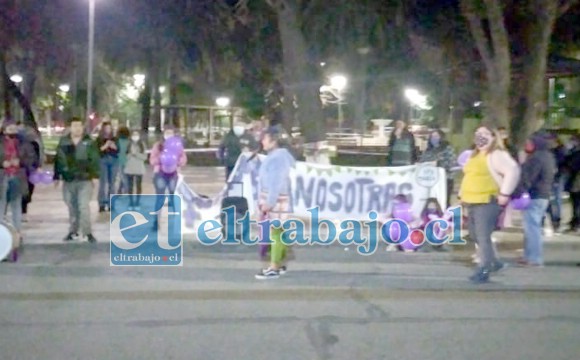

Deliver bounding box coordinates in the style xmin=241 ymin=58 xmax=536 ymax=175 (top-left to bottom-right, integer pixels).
xmin=400 ymin=239 xmax=419 ymax=251
xmin=457 ymin=150 xmax=473 ymax=167
xmin=511 ymin=192 xmax=531 ymax=210
xmin=164 ymin=136 xmax=184 ymax=155
xmin=393 ymin=203 xmax=413 ymax=222
xmin=29 ymin=171 xmax=42 ymax=185
xmin=40 ymin=170 xmax=54 ymax=185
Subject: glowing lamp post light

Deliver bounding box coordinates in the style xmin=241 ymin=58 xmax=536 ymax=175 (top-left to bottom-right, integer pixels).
xmin=330 ymin=75 xmax=347 ymax=130
xmin=404 ymin=88 xmax=430 ymax=122
xmin=10 ymin=74 xmax=23 ymax=84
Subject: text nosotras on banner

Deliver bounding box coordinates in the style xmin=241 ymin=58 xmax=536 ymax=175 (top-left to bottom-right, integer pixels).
xmin=176 ymin=153 xmax=447 ymax=230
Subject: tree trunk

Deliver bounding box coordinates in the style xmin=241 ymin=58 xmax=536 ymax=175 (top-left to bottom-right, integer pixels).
xmin=511 ymin=1 xmax=559 ymax=148
xmin=152 ymin=66 xmax=162 ymax=135
xmin=273 ymin=0 xmax=324 ymax=144
xmin=140 ymin=76 xmax=151 ymax=137
xmin=0 ymin=52 xmax=11 ymax=120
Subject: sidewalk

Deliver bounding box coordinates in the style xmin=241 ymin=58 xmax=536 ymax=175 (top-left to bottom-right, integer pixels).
xmin=17 ymin=167 xmax=580 ymax=264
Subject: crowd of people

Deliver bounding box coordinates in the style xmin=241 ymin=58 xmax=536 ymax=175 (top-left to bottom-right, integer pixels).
xmin=2 ymin=115 xmax=580 ymax=284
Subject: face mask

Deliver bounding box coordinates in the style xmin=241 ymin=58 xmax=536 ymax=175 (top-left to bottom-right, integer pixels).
xmin=6 ymin=133 xmax=16 ymax=139
xmin=233 ymin=126 xmax=245 ymax=137
xmin=430 ymin=138 xmax=440 ymax=147
xmin=131 ymin=135 xmax=140 ymax=142
xmin=474 ymin=134 xmax=491 ymax=149
xmin=164 ymin=134 xmax=173 ymax=141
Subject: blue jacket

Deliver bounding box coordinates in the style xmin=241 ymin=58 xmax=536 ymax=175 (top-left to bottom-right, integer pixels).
xmin=259 ymin=147 xmax=295 ymax=208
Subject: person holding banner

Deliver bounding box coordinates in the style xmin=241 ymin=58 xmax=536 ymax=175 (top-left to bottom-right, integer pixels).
xmin=386 ymin=120 xmax=417 ymax=167
xmin=255 ymin=125 xmax=296 ymax=280
xmin=459 ymin=125 xmax=520 ymax=283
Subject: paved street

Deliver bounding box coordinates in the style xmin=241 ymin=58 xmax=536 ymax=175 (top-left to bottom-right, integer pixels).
xmin=2 ymin=166 xmax=580 ymax=359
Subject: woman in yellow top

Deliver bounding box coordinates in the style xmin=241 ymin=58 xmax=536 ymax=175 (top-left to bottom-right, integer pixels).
xmin=459 ymin=125 xmax=520 ymax=283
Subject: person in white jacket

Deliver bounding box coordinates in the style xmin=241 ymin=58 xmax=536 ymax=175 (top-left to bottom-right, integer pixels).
xmin=124 ymin=130 xmax=148 ymax=209
xmin=459 ymin=124 xmax=520 ymax=283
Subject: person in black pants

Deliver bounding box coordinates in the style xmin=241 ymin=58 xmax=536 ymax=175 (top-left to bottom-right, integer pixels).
xmin=17 ymin=122 xmax=41 ymax=222
xmin=564 ymin=136 xmax=580 ymax=232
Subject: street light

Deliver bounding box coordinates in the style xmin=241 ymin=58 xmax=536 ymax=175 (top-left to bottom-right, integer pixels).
xmin=404 ymin=88 xmax=430 ymax=122
xmin=87 ymin=0 xmax=96 ymax=129
xmin=133 ymin=74 xmax=145 ymax=87
xmin=59 ymin=84 xmax=70 ymax=93
xmin=216 ymin=97 xmax=231 ymax=107
xmin=330 ymin=75 xmax=347 ymax=130
xmin=10 ymin=74 xmax=23 ymax=83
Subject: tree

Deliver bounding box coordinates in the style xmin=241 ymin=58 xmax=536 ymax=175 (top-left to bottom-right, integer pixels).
xmin=461 ymin=0 xmax=578 ymax=146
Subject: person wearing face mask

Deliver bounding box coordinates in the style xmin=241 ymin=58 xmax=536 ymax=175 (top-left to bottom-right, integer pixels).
xmin=386 ymin=120 xmax=417 ymax=167
xmin=516 ymin=131 xmax=556 ymax=267
xmin=458 ymin=125 xmax=520 ymax=283
xmin=218 ymin=122 xmax=258 ymax=182
xmin=149 ymin=125 xmax=187 ymax=228
xmin=124 ymin=130 xmax=148 ymax=210
xmin=0 ymin=119 xmax=35 ymax=248
xmin=420 ymin=129 xmax=456 ymax=207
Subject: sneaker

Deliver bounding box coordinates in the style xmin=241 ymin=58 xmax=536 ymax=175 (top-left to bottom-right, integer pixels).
xmin=63 ymin=232 xmax=78 ymax=242
xmin=469 ymin=267 xmax=490 ymax=283
xmin=386 ymin=244 xmax=399 ymax=252
xmin=279 ymin=266 xmax=287 ymax=275
xmin=255 ymin=268 xmax=280 ymax=280
xmin=86 ymin=234 xmax=97 ymax=243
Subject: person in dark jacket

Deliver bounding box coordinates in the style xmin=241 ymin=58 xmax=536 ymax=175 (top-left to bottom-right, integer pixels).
xmin=16 ymin=122 xmax=41 ymax=222
xmin=54 ymin=117 xmax=100 ymax=243
xmin=0 ymin=119 xmax=35 ymax=239
xmin=517 ymin=131 xmax=556 ymax=267
xmin=564 ymin=135 xmax=580 ymax=232
xmin=419 ymin=129 xmax=456 ymax=207
xmin=218 ymin=122 xmax=258 ymax=182
xmin=386 ymin=120 xmax=417 ymax=167
xmin=544 ymin=135 xmax=566 ymax=233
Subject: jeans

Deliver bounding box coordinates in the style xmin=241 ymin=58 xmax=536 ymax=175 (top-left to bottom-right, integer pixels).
xmin=153 ymin=172 xmax=178 ymax=212
xmin=98 ymin=156 xmax=118 ymax=207
xmin=63 ymin=181 xmax=93 ymax=235
xmin=523 ymin=198 xmax=549 ymax=265
xmin=117 ymin=167 xmax=129 ymax=194
xmin=0 ymin=175 xmax=23 ymax=232
xmin=225 ymin=165 xmax=235 ymax=182
xmin=545 ymin=178 xmax=563 ymax=228
xmin=127 ymin=175 xmax=143 ymax=206
xmin=22 ymin=181 xmax=34 ymax=214
xmin=570 ymin=192 xmax=580 ymax=229
xmin=468 ymin=201 xmax=501 ymax=269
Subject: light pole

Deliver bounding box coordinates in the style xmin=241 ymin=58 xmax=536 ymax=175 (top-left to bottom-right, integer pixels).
xmin=330 ymin=75 xmax=347 ymax=130
xmin=87 ymin=0 xmax=95 ymax=129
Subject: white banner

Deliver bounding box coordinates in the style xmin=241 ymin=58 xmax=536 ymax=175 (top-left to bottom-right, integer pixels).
xmin=177 ymin=153 xmax=447 ymax=232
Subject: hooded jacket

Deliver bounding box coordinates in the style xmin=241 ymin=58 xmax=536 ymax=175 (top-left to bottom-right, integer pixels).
xmin=259 ymin=147 xmax=296 ymax=208
xmin=520 ymin=132 xmax=557 ymax=199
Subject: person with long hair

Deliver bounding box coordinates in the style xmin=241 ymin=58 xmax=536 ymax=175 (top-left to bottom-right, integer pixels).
xmin=458 ymin=124 xmax=520 ymax=283
xmin=420 ymin=129 xmax=456 ymax=208
xmin=125 ymin=129 xmax=148 ymax=209
xmin=255 ymin=125 xmax=296 ymax=280
xmin=96 ymin=121 xmax=119 ymax=212
xmin=386 ymin=120 xmax=417 ymax=167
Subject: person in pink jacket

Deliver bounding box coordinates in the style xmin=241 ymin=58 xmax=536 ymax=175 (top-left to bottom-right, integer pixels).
xmin=149 ymin=125 xmax=187 ymax=227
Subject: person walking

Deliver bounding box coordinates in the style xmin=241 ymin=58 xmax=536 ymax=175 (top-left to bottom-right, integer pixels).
xmin=386 ymin=120 xmax=417 ymax=167
xmin=255 ymin=125 xmax=296 ymax=280
xmin=115 ymin=126 xmax=130 ymax=194
xmin=96 ymin=121 xmax=119 ymax=212
xmin=420 ymin=129 xmax=456 ymax=207
xmin=53 ymin=117 xmax=100 ymax=243
xmin=458 ymin=125 xmax=520 ymax=283
xmin=516 ymin=132 xmax=556 ymax=267
xmin=125 ymin=129 xmax=147 ymax=209
xmin=0 ymin=119 xmax=35 ymax=244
